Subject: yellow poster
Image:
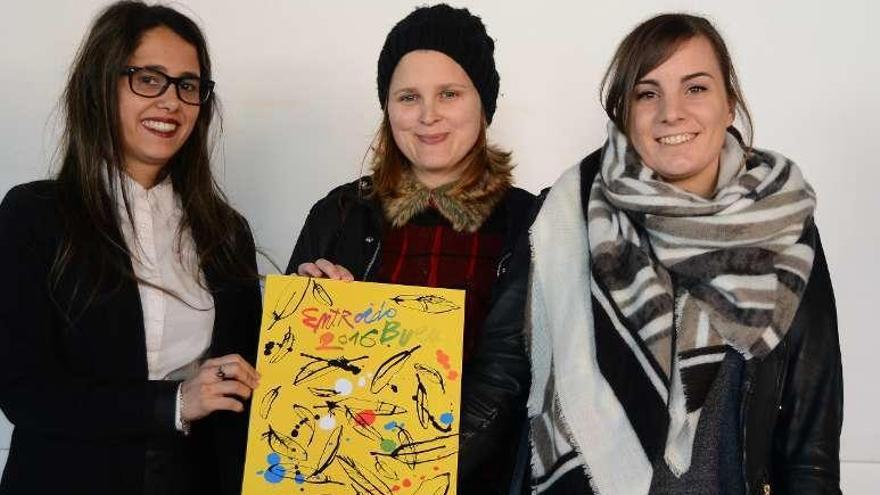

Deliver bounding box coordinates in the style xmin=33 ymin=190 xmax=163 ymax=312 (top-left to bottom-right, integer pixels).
xmin=242 ymin=275 xmax=465 ymax=495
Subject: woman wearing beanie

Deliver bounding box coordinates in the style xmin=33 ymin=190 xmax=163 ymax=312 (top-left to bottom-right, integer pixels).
xmin=0 ymin=2 xmax=260 ymax=494
xmin=520 ymin=13 xmax=841 ymax=494
xmin=286 ymin=4 xmax=533 ymax=493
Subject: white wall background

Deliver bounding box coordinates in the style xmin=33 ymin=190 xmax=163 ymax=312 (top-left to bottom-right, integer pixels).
xmin=2 ymin=0 xmax=878 ymax=490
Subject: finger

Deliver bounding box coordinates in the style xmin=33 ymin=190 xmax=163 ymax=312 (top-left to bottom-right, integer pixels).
xmin=198 ymin=362 xmax=229 ymax=383
xmin=224 ymin=354 xmax=260 ymax=384
xmin=315 ymin=259 xmax=354 ymax=281
xmin=237 ymin=361 xmax=261 ymax=384
xmin=211 ymin=361 xmax=259 ymax=388
xmin=194 ymin=364 xmax=220 ymax=384
xmin=298 ymin=262 xmax=326 ymax=278
xmin=201 ymin=356 xmax=227 ymax=368
xmin=336 ymin=264 xmax=355 ymax=281
xmin=205 ymin=396 xmax=245 ymax=414
xmin=209 ymin=380 xmax=254 ymax=400
xmin=314 ymin=258 xmax=343 ymax=279
xmin=206 ymin=354 xmax=259 ymax=383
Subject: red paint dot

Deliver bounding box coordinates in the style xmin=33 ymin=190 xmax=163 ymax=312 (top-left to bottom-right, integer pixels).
xmin=392 ymin=485 xmax=400 ymax=491
xmin=447 ymin=370 xmax=459 ymax=380
xmin=402 ymin=479 xmax=412 ymax=487
xmin=354 ymin=410 xmax=376 ymax=426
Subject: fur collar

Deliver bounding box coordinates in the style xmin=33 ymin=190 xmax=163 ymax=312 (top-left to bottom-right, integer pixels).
xmin=382 ymin=168 xmax=511 ymax=232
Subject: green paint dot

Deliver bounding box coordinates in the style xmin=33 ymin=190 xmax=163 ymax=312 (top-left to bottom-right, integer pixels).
xmin=380 ymin=438 xmax=397 ymax=452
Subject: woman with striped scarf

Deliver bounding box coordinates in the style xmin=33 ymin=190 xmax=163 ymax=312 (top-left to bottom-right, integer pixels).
xmin=523 ymin=13 xmax=841 ymax=495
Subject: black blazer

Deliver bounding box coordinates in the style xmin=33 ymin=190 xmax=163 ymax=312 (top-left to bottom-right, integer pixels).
xmin=0 ymin=181 xmax=261 ymax=495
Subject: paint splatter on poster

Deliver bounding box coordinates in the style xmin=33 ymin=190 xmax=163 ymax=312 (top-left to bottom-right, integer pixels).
xmin=242 ymin=275 xmax=464 ymax=495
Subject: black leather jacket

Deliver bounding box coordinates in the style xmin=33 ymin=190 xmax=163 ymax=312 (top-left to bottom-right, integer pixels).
xmin=740 ymin=231 xmax=842 ymax=494
xmin=285 ymin=177 xmax=536 ymax=492
xmin=507 ymin=152 xmax=842 ymax=494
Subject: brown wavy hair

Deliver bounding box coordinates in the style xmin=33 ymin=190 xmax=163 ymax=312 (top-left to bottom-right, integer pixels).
xmin=369 ymin=111 xmax=513 ymax=203
xmin=52 ymin=1 xmax=254 ymax=319
xmin=600 ymin=13 xmax=753 ymax=146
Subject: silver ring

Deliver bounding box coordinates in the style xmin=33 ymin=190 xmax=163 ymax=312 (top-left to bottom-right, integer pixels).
xmin=216 ymin=365 xmax=226 ymax=380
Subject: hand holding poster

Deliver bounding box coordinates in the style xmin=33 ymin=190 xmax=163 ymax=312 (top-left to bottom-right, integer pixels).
xmin=242 ymin=275 xmax=465 ymax=495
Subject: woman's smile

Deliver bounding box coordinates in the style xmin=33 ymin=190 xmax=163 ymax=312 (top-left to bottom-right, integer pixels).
xmin=656 ymin=132 xmax=697 ymax=145
xmin=416 ymin=132 xmax=450 ymax=145
xmin=141 ymin=117 xmax=181 ymax=137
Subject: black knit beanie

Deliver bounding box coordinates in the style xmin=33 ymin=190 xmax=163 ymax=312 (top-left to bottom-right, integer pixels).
xmin=377 ymin=4 xmax=500 ymax=124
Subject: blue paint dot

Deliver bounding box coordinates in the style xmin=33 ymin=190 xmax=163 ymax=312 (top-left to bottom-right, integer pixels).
xmin=263 ymin=464 xmax=285 ymax=484
xmin=267 ymin=453 xmax=281 ymax=464
xmin=384 ymin=421 xmax=398 ymax=431
xmin=295 ymin=473 xmax=305 ymax=484
xmin=440 ymin=412 xmax=454 ymax=425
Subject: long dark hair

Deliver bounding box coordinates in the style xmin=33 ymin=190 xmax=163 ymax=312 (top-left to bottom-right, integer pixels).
xmin=52 ymin=0 xmax=254 ymax=318
xmin=600 ymin=13 xmax=753 ymax=145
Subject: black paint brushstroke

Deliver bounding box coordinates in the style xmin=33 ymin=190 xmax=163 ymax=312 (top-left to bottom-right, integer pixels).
xmin=371 ymin=434 xmax=458 ymax=467
xmin=337 ymin=456 xmax=393 ymax=495
xmin=261 ymin=424 xmax=308 ymax=461
xmin=294 ymin=353 xmax=367 ymax=385
xmin=413 ymin=375 xmax=452 ymax=433
xmin=311 ymin=426 xmax=342 ymax=477
xmin=371 ymin=345 xmax=421 ymax=394
xmin=389 ymin=294 xmax=460 ymax=314
xmin=258 ymin=385 xmax=281 ymax=420
xmin=413 ymin=363 xmax=446 ymax=394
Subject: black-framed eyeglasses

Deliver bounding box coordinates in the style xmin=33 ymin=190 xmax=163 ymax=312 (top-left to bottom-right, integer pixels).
xmin=121 ymin=66 xmax=214 ymax=105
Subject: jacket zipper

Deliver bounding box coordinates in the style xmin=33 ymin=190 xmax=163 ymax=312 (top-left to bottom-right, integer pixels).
xmin=773 ymin=341 xmax=789 ymax=414
xmin=759 ymin=341 xmax=787 ymax=495
xmin=741 ymin=364 xmax=756 ymax=493
xmin=495 ymin=251 xmax=513 ymax=278
xmin=362 ymin=238 xmax=381 ymax=281
xmin=743 ymin=341 xmax=787 ymax=494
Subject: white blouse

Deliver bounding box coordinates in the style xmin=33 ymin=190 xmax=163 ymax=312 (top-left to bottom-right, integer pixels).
xmin=115 ymin=173 xmax=215 ymax=381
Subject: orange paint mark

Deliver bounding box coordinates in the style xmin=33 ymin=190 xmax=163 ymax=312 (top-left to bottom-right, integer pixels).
xmin=436 ymin=349 xmax=451 ymax=369
xmin=392 ymin=485 xmax=400 ymax=491
xmin=402 ymin=479 xmax=412 ymax=487
xmin=316 ymin=332 xmax=342 ymax=351
xmin=447 ymin=370 xmax=459 ymax=380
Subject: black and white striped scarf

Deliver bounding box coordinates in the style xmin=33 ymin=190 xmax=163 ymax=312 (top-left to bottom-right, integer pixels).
xmin=587 ymin=122 xmax=816 ymax=474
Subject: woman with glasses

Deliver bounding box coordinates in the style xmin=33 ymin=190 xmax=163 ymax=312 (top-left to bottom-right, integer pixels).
xmin=286 ymin=4 xmax=533 ymax=493
xmin=0 ymin=2 xmax=260 ymax=494
xmin=523 ymin=13 xmax=841 ymax=494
